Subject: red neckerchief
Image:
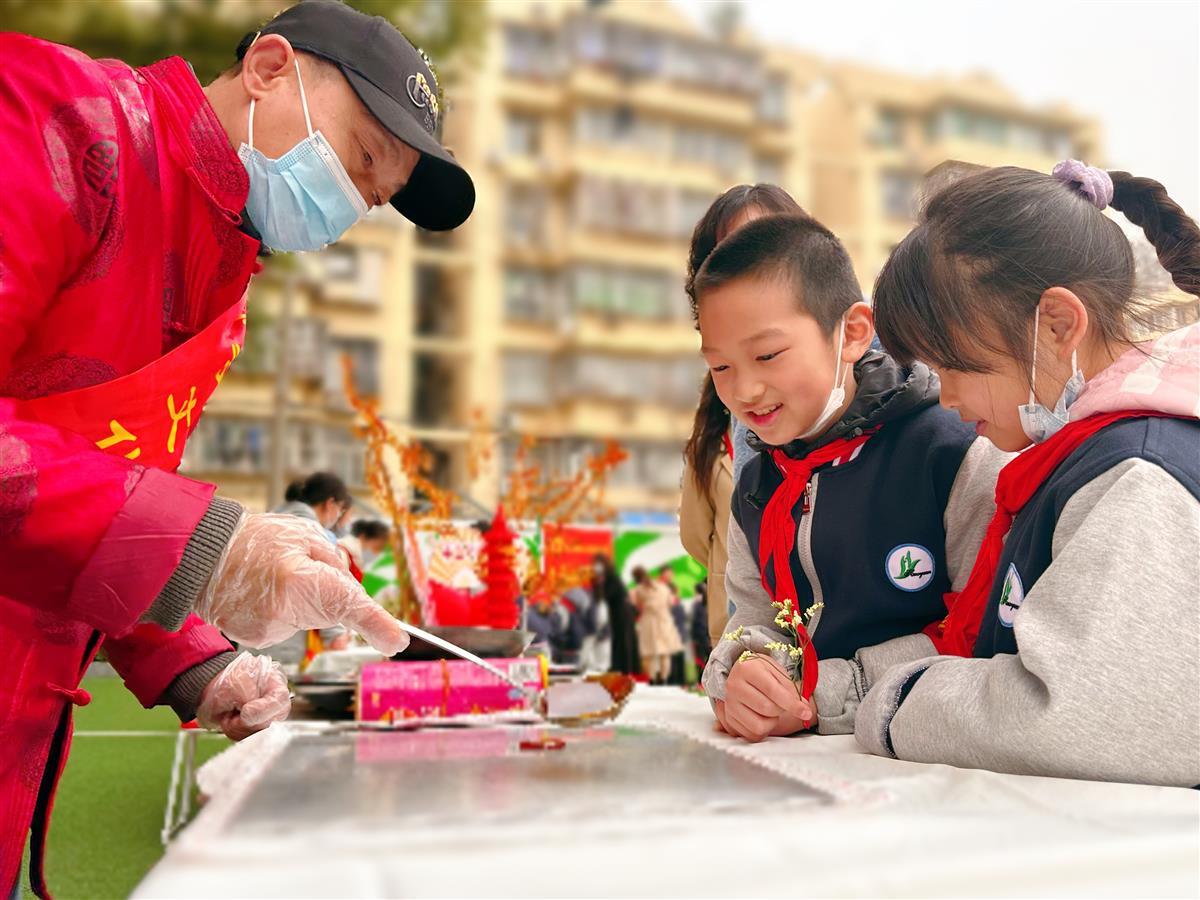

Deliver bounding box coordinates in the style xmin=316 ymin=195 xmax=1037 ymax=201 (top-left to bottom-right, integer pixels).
xmin=722 ymin=431 xmax=734 ymax=459
xmin=929 ymin=411 xmax=1178 ymax=656
xmin=758 ymin=429 xmax=875 ymax=698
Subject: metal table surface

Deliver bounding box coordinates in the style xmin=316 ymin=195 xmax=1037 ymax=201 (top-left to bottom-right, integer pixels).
xmin=135 ymin=688 xmax=1200 ymax=898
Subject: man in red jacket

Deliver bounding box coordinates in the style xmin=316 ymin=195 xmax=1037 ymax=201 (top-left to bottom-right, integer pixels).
xmin=0 ymin=1 xmax=474 ymax=894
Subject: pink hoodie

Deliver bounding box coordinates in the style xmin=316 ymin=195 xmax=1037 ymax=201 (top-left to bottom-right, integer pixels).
xmin=1070 ymin=322 xmax=1200 ymax=420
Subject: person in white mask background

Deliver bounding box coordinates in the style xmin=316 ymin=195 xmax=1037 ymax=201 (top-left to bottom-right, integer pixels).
xmin=0 ymin=3 xmax=472 ymax=891
xmin=691 ymin=213 xmax=1007 ymax=743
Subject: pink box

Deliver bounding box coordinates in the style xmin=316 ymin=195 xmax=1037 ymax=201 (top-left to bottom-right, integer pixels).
xmin=357 ymin=657 xmax=548 ymax=721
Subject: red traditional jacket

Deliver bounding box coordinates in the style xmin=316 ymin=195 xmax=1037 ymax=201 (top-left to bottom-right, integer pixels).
xmin=0 ymin=35 xmax=261 ymax=894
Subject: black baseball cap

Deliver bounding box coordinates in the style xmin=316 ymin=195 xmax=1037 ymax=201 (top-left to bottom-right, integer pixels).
xmin=237 ymin=0 xmax=474 ymax=231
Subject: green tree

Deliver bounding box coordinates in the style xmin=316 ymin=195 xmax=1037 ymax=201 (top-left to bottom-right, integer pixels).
xmin=0 ymin=0 xmax=482 ymax=84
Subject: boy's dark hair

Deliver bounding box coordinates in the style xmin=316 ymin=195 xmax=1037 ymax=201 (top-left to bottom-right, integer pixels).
xmin=683 ymin=185 xmax=804 ymax=502
xmin=352 ymin=520 xmax=389 ymax=541
xmin=693 ymin=213 xmax=864 ymax=336
xmin=874 ymin=165 xmax=1200 ymax=374
xmin=286 ymin=471 xmax=352 ymax=508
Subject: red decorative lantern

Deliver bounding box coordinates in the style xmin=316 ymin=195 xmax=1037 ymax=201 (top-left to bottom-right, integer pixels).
xmin=481 ymin=506 xmax=520 ymax=629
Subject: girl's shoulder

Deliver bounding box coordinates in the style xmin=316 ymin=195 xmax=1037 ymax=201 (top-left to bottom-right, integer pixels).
xmin=1057 ymin=415 xmax=1200 ymax=502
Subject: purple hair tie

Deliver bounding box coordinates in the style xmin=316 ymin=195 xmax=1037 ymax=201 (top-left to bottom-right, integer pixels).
xmin=1052 ymin=159 xmax=1113 ymax=210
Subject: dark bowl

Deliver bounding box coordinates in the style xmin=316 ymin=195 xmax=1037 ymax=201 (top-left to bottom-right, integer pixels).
xmin=293 ymin=683 xmax=356 ymax=717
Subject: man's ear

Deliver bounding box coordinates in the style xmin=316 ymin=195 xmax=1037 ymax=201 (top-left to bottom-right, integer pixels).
xmin=842 ymin=301 xmax=875 ymax=363
xmin=240 ymin=34 xmax=296 ymax=101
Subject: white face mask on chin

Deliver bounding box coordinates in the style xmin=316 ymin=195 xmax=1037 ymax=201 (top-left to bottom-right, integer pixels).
xmin=1016 ymin=306 xmax=1086 ymax=444
xmin=797 ymin=316 xmax=849 ymax=441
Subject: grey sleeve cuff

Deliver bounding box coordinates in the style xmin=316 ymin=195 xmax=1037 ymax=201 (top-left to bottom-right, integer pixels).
xmin=142 ymin=497 xmax=244 ymax=631
xmin=813 ymin=634 xmax=937 ymax=735
xmin=857 ymin=633 xmax=938 ymax=686
xmin=162 ymin=650 xmax=237 ymax=721
xmin=854 ymin=657 xmax=938 ymax=759
xmin=813 ymin=657 xmax=862 ymax=735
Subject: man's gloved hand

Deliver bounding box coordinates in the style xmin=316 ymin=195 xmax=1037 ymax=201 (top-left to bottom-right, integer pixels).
xmin=193 ymin=513 xmax=409 ymax=655
xmin=196 ymin=652 xmax=291 ymax=741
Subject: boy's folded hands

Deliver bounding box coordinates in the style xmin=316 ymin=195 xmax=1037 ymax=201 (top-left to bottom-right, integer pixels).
xmin=714 ymin=653 xmax=814 ymax=742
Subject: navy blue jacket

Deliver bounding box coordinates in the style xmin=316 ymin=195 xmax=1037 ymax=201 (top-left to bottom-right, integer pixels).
xmin=974 ymin=415 xmax=1200 ymax=657
xmin=734 ymin=352 xmax=977 ymax=660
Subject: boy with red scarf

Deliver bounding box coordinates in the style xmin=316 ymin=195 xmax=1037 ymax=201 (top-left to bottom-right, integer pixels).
xmin=855 ymin=161 xmax=1199 ymax=786
xmin=696 ymin=214 xmax=1006 ymax=742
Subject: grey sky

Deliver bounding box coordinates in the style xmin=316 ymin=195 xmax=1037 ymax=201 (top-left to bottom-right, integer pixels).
xmin=675 ymin=0 xmax=1200 ymax=219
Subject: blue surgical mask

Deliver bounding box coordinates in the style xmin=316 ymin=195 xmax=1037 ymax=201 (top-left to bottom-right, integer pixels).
xmin=1017 ymin=307 xmax=1086 ymax=444
xmin=238 ymin=58 xmax=368 ymax=252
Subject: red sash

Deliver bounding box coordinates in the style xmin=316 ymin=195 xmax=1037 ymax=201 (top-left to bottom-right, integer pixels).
xmin=14 ymin=296 xmax=247 ymax=469
xmin=929 ymin=411 xmax=1178 ymax=656
xmin=759 ymin=430 xmax=875 ymax=698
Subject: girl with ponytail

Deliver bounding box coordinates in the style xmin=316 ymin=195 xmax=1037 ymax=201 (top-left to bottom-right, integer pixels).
xmin=854 ymin=161 xmax=1200 ymax=786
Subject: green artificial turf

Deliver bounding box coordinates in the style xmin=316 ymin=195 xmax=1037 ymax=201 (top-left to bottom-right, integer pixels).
xmin=19 ymin=674 xmax=229 ymax=900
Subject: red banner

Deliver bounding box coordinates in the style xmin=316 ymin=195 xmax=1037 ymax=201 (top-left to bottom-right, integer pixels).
xmin=542 ymin=523 xmax=614 ymax=591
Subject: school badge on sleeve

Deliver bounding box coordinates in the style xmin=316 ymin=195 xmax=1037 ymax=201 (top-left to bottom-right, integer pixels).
xmin=997 ymin=563 xmax=1026 ymax=628
xmin=885 ymin=543 xmax=935 ymax=592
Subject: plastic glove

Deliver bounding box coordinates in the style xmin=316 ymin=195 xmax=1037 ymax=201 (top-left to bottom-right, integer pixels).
xmin=194 ymin=513 xmax=410 ymax=655
xmin=197 ymin=652 xmax=291 ymax=741
xmin=718 ymin=653 xmax=813 ymax=742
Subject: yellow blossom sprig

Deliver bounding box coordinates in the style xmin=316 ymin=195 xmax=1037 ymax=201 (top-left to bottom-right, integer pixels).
xmin=762 ymin=597 xmax=825 ymax=682
xmin=722 ymin=625 xmax=745 ymax=643
xmin=724 ymin=600 xmax=823 ymax=678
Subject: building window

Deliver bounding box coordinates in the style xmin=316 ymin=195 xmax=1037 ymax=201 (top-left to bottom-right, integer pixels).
xmin=415 ymin=265 xmax=463 ymax=338
xmin=505 ymin=185 xmax=546 ymax=246
xmin=870 ymin=108 xmax=904 ymax=147
xmin=573 ymin=176 xmax=672 ymax=238
xmin=639 ymin=442 xmax=686 ymax=491
xmin=573 ymin=106 xmax=667 ymax=155
xmin=1011 ymin=121 xmax=1043 ymax=152
xmin=927 ymin=105 xmax=1037 ymax=150
xmin=588 ymin=440 xmax=683 ymax=492
xmin=754 ymin=155 xmax=784 ymax=186
xmin=184 ymin=417 xmax=269 ymax=473
xmin=976 ymin=114 xmax=1008 ymax=145
xmin=287 ymin=421 xmax=323 ymax=473
xmin=558 ymin=352 xmax=703 ymax=406
xmin=413 ymin=353 xmax=462 ymax=428
xmin=571 ymin=266 xmax=675 ymax=320
xmin=326 ymin=337 xmax=380 ymax=404
xmin=674 ymin=189 xmax=716 ymax=240
xmin=880 ymin=170 xmax=920 ymax=221
xmin=666 ymin=40 xmax=760 ymax=95
xmin=506 ymin=112 xmax=540 ymax=158
xmin=287 ymin=317 xmax=328 ymax=381
xmin=673 ymin=126 xmax=747 ymax=173
xmin=573 ymin=19 xmax=607 ymax=63
xmin=504 ymin=25 xmax=558 ymax=78
xmin=503 ymin=352 xmax=552 ymax=406
xmin=319 ymin=244 xmax=384 ymax=304
xmin=1046 ymin=130 xmax=1074 ymax=158
xmin=758 ymin=75 xmax=787 ymax=124
xmin=323 ymin=245 xmax=358 ymax=280
xmin=325 ymin=426 xmax=367 ymax=488
xmin=504 ymin=268 xmax=557 ymax=323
